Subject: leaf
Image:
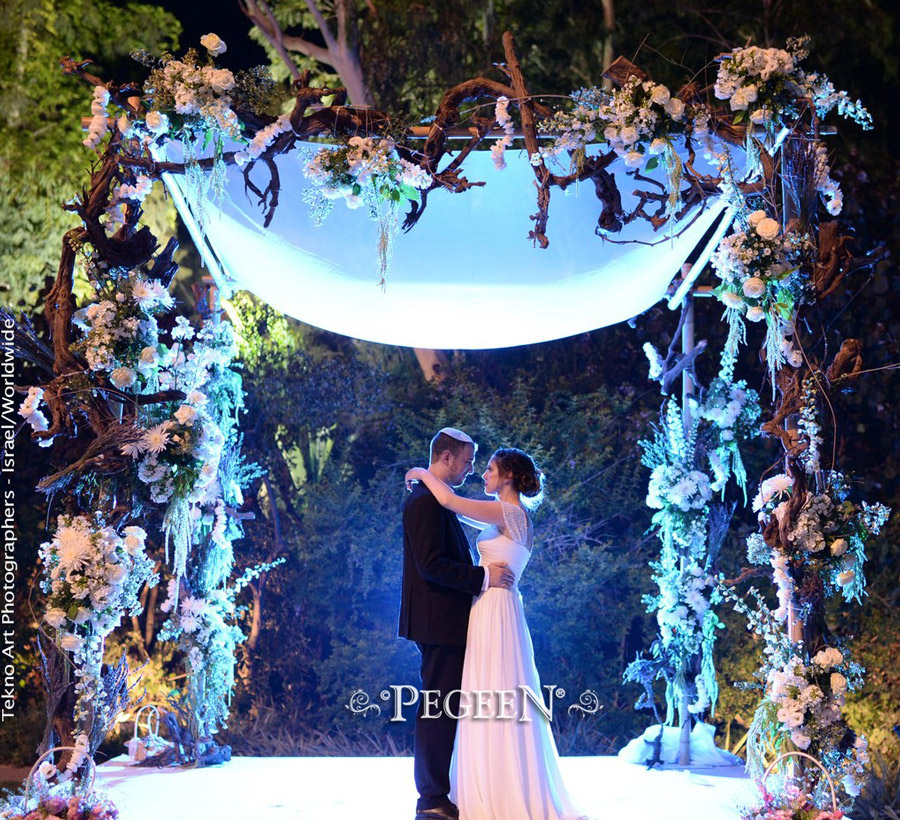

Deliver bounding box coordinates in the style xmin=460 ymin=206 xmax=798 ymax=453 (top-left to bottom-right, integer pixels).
xmin=733 ymin=110 xmax=748 ymax=125
xmin=646 ymin=157 xmax=659 ymax=171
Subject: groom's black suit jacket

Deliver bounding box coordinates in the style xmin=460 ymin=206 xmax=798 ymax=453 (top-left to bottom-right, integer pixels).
xmin=399 ymin=482 xmax=486 ymax=646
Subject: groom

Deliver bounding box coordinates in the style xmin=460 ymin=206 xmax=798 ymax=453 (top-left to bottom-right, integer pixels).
xmin=399 ymin=427 xmax=514 ymax=820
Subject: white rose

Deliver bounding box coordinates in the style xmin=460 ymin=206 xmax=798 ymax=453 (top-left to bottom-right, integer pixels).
xmin=748 ymin=209 xmax=767 ymax=227
xmin=603 ymin=125 xmax=619 ymax=143
xmin=742 ymin=277 xmax=766 ymax=298
xmin=746 ymin=306 xmax=766 ymax=322
xmin=830 ymin=538 xmax=848 ymax=556
xmin=665 ymin=97 xmax=685 ymax=120
xmin=73 ymin=608 xmax=91 ymax=624
xmin=187 ymin=390 xmax=207 ymax=406
xmin=200 ymin=33 xmax=227 ymax=56
xmin=649 ymin=138 xmax=667 ymax=156
xmin=60 ymin=634 xmax=83 ymax=652
xmin=743 ymin=84 xmax=759 ymax=103
xmin=623 ymin=151 xmax=645 ymax=168
xmin=204 ymin=68 xmax=235 ymax=94
xmin=650 ymin=85 xmax=671 ymax=105
xmin=831 ymin=672 xmax=848 ymax=693
xmin=750 ymin=108 xmax=772 ymax=124
xmin=756 ymin=217 xmax=780 ymax=240
xmin=719 ymin=290 xmax=745 ymax=310
xmin=620 ymin=126 xmax=639 ymax=146
xmin=140 ymin=346 xmax=159 ymax=367
xmin=110 ymin=367 xmax=137 ymax=389
xmin=730 ymin=88 xmax=749 ymax=111
xmin=44 ymin=608 xmax=67 ymax=628
xmin=106 ymin=563 xmax=127 ymax=583
xmin=174 ymin=404 xmax=197 ymax=426
xmin=144 ymin=111 xmax=170 ymax=136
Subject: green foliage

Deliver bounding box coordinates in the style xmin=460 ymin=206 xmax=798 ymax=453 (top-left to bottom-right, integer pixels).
xmin=0 ymin=0 xmax=181 ymax=308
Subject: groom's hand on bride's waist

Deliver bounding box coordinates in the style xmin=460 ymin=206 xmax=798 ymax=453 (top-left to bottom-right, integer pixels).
xmin=487 ymin=562 xmax=515 ymax=589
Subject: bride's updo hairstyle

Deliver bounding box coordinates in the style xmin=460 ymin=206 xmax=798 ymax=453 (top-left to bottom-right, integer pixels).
xmin=492 ymin=448 xmax=544 ymax=511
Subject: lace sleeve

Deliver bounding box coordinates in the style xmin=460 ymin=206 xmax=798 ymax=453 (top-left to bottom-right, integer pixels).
xmin=500 ymin=501 xmax=530 ymax=546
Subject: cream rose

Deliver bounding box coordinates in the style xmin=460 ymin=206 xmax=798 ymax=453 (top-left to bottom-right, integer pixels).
xmin=748 ymin=209 xmax=767 ymax=227
xmin=620 ymin=126 xmax=639 ymax=146
xmin=60 ymin=634 xmax=83 ymax=652
xmin=144 ymin=111 xmax=170 ymax=136
xmin=719 ymin=290 xmax=745 ymax=310
xmin=742 ymin=277 xmax=766 ymax=298
xmin=200 ymin=33 xmax=227 ymax=56
xmin=110 ymin=367 xmax=137 ymax=389
xmin=650 ymin=84 xmax=671 ymax=105
xmin=623 ymin=150 xmax=645 ymax=168
xmin=665 ymin=97 xmax=685 ymax=120
xmin=140 ymin=346 xmax=159 ymax=367
xmin=649 ymin=138 xmax=667 ymax=156
xmin=746 ymin=306 xmax=766 ymax=322
xmin=830 ymin=538 xmax=848 ymax=556
xmin=755 ymin=217 xmax=780 ymax=240
xmin=44 ymin=608 xmax=67 ymax=628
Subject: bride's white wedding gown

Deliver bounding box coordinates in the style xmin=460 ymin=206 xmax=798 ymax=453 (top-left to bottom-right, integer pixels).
xmin=449 ymin=501 xmax=588 ymax=820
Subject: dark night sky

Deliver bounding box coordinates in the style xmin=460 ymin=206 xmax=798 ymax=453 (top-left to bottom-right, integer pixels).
xmin=154 ymin=0 xmax=268 ymax=69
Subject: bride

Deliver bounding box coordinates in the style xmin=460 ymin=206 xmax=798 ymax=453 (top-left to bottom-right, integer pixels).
xmin=405 ymin=448 xmax=588 ymax=820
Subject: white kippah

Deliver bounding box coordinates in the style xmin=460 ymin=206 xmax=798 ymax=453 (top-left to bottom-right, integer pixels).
xmin=438 ymin=426 xmax=474 ymax=444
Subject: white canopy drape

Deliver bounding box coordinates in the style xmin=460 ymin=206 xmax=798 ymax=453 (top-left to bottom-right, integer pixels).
xmin=162 ymin=143 xmax=731 ymax=349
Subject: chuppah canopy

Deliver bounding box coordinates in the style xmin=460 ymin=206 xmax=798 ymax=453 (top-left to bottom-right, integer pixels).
xmin=162 ymin=142 xmax=732 ymax=349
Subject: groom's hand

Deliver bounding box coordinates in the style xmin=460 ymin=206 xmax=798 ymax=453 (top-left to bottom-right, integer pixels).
xmin=487 ymin=562 xmax=515 ymax=589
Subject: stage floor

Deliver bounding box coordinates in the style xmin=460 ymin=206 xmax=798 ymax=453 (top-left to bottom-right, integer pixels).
xmin=96 ymin=754 xmax=758 ymax=819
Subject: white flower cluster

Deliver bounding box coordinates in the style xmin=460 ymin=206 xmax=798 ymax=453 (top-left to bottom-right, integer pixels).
xmin=74 ymin=272 xmax=172 ymax=376
xmin=40 ymin=517 xmax=154 ymax=637
xmin=813 ymin=140 xmax=843 ymax=216
xmin=767 ymin=649 xmax=848 ymax=751
xmin=17 ymin=386 xmax=52 ymax=445
xmin=145 ymin=52 xmax=240 ymax=138
xmin=714 ymin=43 xmax=872 ymax=133
xmin=598 ymin=77 xmax=698 ymax=168
xmin=699 ymin=382 xmax=748 ymax=441
xmin=83 ymin=86 xmax=110 ymax=150
xmin=647 ymin=464 xmax=712 ymax=512
xmin=712 ymin=212 xmax=810 ymax=378
xmin=308 ymin=137 xmax=429 ymax=200
xmin=491 ymin=96 xmax=516 ymax=170
xmin=714 ymin=46 xmax=794 ymax=121
xmin=751 ymin=473 xmax=794 ymax=514
xmin=237 ymin=113 xmax=293 ymax=164
xmin=106 ymin=175 xmax=154 ymax=226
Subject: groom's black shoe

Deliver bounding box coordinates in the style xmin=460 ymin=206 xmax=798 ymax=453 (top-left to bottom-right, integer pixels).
xmin=415 ymin=804 xmax=459 ymax=820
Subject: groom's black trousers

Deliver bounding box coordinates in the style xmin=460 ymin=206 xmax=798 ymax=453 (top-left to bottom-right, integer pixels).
xmin=415 ymin=642 xmax=466 ymax=811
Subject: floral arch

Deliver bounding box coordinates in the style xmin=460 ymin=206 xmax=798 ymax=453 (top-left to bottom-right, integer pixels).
xmin=1 ymin=27 xmax=889 ymax=820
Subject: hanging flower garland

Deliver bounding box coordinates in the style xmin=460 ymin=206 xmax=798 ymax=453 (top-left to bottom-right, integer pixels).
xmin=38 ymin=515 xmax=156 ymax=747
xmin=303 ymin=136 xmax=431 ymax=286
xmin=710 ymin=209 xmax=813 ymax=384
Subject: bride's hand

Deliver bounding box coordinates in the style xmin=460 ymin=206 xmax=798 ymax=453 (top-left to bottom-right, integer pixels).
xmin=405 ymin=467 xmax=426 ymax=491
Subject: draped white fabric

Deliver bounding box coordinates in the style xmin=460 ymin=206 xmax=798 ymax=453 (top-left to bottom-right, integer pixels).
xmin=162 ymin=143 xmax=732 ymax=349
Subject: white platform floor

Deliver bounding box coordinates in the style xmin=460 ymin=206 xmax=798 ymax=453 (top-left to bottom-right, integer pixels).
xmin=95 ymin=754 xmax=758 ymax=820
